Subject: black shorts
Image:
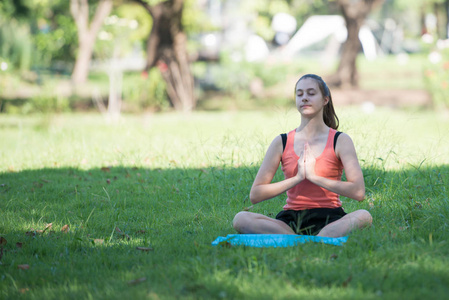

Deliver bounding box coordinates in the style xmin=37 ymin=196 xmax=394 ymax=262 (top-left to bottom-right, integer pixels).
xmin=275 ymin=207 xmax=346 ymax=235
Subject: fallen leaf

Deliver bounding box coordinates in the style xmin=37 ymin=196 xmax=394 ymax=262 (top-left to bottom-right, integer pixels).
xmin=101 ymin=167 xmax=111 ymax=172
xmin=93 ymin=239 xmax=104 ymax=245
xmin=217 ymin=240 xmax=233 ymax=248
xmin=0 ymin=237 xmax=7 ymax=246
xmin=33 ymin=182 xmax=43 ymax=189
xmin=127 ymin=277 xmax=147 ymax=286
xmin=106 ymin=179 xmax=111 ymax=184
xmin=136 ymin=247 xmax=153 ymax=252
xmin=25 ymin=229 xmax=43 ymax=236
xmin=61 ymin=225 xmax=70 ymax=233
xmin=116 ymin=227 xmax=130 ymax=240
xmin=243 ymin=205 xmax=254 ymax=211
xmin=18 ymin=264 xmax=30 ymax=270
xmin=16 ymin=242 xmax=23 ymax=248
xmin=19 ymin=288 xmax=29 ymax=294
xmin=342 ymin=275 xmax=352 ymax=287
xmin=43 ymin=223 xmax=53 ymax=233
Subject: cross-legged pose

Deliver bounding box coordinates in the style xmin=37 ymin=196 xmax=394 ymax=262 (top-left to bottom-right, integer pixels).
xmin=233 ymin=74 xmax=372 ymax=238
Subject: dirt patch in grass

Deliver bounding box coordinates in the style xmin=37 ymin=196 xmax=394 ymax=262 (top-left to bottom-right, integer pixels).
xmin=331 ymin=88 xmax=432 ymax=108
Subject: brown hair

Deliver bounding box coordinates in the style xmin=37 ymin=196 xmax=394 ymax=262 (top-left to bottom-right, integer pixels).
xmin=296 ymin=74 xmax=339 ymax=129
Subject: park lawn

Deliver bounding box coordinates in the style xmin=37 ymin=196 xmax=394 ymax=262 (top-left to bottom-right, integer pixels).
xmin=0 ymin=108 xmax=449 ymax=299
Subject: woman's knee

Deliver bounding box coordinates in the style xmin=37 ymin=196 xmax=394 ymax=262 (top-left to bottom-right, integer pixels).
xmin=232 ymin=211 xmax=251 ymax=231
xmin=354 ymin=209 xmax=373 ymax=227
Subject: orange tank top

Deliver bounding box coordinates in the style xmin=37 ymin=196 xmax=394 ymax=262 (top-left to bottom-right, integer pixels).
xmin=281 ymin=128 xmax=343 ymax=210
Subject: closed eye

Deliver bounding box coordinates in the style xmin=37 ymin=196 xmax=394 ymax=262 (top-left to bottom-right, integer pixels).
xmin=297 ymin=88 xmax=316 ymax=96
xmin=297 ymin=92 xmax=315 ymax=97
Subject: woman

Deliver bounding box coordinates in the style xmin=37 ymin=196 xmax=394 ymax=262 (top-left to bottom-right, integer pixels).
xmin=233 ymin=74 xmax=372 ymax=238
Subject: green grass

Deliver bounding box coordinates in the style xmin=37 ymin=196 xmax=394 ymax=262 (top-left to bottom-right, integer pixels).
xmin=357 ymin=54 xmax=428 ymax=90
xmin=1 ymin=108 xmax=449 ymax=299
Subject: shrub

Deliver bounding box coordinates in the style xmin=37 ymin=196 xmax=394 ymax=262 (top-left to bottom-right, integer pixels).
xmin=423 ymin=42 xmax=449 ymax=110
xmin=122 ymin=69 xmax=169 ymax=112
xmin=196 ymin=52 xmax=302 ymax=94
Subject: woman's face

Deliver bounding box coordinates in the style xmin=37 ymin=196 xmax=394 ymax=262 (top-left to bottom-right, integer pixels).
xmin=295 ymin=78 xmax=329 ymax=116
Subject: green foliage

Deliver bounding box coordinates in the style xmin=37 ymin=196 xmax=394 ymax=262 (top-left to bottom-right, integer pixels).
xmin=241 ymin=0 xmax=334 ymax=41
xmin=114 ymin=3 xmax=152 ymax=44
xmin=122 ymin=69 xmax=169 ymax=111
xmin=205 ymin=52 xmax=302 ymax=93
xmin=0 ymin=19 xmax=32 ymax=71
xmin=33 ymin=14 xmax=78 ymax=66
xmin=4 ymin=85 xmax=70 ymax=115
xmin=423 ymin=47 xmax=449 ymax=109
xmin=0 ymin=0 xmax=78 ymax=69
xmin=22 ymin=92 xmax=70 ymax=114
xmin=394 ymin=0 xmax=446 ymax=11
xmin=0 ymin=0 xmax=31 ymax=19
xmin=183 ymin=0 xmax=216 ymax=33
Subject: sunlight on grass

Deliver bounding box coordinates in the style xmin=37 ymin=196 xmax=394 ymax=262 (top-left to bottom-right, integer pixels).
xmin=1 ymin=108 xmax=447 ymax=172
xmin=358 ymin=54 xmax=428 ymax=90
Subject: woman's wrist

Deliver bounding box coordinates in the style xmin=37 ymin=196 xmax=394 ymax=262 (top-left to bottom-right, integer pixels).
xmin=293 ymin=174 xmax=305 ymax=185
xmin=306 ymin=173 xmax=319 ymax=184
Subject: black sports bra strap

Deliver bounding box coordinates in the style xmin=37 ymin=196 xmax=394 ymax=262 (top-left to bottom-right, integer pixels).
xmin=282 ymin=131 xmax=341 ymax=152
xmin=333 ymin=131 xmax=342 ymax=151
xmin=281 ymin=133 xmax=287 ymax=152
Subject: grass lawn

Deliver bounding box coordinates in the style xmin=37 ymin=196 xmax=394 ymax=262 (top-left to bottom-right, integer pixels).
xmin=1 ymin=108 xmax=449 ymax=299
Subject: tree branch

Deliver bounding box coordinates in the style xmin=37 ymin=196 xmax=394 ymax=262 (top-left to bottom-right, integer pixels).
xmin=89 ymin=0 xmax=113 ymax=35
xmin=70 ymin=0 xmax=89 ymax=40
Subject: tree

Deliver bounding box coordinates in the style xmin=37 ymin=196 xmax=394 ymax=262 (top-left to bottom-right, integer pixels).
xmin=70 ymin=0 xmax=113 ymax=85
xmin=133 ymin=0 xmax=195 ymax=112
xmin=330 ymin=0 xmax=384 ymax=88
xmin=446 ymin=0 xmax=449 ymax=38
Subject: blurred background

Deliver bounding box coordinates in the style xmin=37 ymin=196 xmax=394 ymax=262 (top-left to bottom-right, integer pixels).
xmin=0 ymin=0 xmax=448 ymax=116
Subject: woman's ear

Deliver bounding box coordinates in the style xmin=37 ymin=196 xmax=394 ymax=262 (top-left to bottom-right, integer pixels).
xmin=324 ymin=96 xmax=330 ymax=106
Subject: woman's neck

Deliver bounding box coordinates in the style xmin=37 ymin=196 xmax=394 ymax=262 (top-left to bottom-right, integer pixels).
xmin=297 ymin=116 xmax=328 ymax=138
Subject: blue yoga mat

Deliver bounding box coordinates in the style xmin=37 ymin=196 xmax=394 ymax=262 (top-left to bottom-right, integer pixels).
xmin=211 ymin=234 xmax=348 ymax=247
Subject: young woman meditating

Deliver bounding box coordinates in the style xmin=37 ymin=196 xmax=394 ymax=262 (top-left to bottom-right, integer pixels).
xmin=233 ymin=74 xmax=372 ymax=238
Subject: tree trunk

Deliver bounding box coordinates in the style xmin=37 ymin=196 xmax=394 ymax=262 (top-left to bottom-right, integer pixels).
xmin=336 ymin=15 xmax=364 ymax=88
xmin=70 ymin=0 xmax=113 ymax=85
xmin=435 ymin=2 xmax=443 ymax=39
xmin=136 ymin=0 xmax=195 ymax=111
xmin=420 ymin=5 xmax=427 ymax=35
xmin=331 ymin=0 xmax=383 ymax=88
xmin=446 ymin=0 xmax=449 ymax=39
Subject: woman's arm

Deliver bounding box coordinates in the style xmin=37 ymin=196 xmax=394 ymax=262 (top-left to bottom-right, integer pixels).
xmin=249 ymin=136 xmax=305 ymax=204
xmin=305 ymin=133 xmax=365 ymax=201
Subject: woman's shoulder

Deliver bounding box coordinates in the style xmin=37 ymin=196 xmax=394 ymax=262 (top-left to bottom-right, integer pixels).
xmin=337 ymin=131 xmax=353 ymax=141
xmin=334 ymin=131 xmax=358 ymax=158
